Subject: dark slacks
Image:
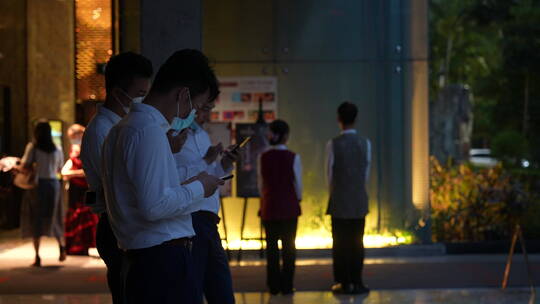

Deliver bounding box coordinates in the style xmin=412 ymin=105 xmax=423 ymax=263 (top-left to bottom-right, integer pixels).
xmin=124 ymin=241 xmax=198 ymax=304
xmin=191 ymin=211 xmax=235 ymax=304
xmin=331 ymin=217 xmax=366 ymax=286
xmin=263 ymin=218 xmax=298 ymax=293
xmin=95 ymin=214 xmax=124 ymax=304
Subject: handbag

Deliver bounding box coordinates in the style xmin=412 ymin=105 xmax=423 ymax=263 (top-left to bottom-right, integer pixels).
xmin=14 ymin=146 xmax=38 ymax=190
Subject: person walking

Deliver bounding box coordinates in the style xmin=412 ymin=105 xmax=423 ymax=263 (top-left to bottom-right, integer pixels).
xmin=18 ymin=121 xmax=66 ymax=267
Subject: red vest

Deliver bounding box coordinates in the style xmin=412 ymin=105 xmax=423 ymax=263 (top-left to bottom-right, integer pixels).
xmin=260 ymin=149 xmax=301 ymax=221
xmin=70 ymin=156 xmax=88 ymax=188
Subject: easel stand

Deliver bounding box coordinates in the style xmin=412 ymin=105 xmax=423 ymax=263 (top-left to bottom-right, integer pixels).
xmin=219 ymin=197 xmax=231 ymax=260
xmin=237 ymin=197 xmax=265 ymax=262
xmin=502 ymin=224 xmax=535 ymax=297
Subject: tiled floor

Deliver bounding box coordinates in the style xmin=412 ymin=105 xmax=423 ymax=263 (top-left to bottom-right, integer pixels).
xmin=0 ymin=289 xmax=536 ymax=304
xmin=1 ymin=239 xmax=539 ymax=303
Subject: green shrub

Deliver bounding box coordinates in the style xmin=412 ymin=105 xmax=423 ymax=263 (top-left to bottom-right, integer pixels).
xmin=430 ymin=157 xmax=535 ymax=242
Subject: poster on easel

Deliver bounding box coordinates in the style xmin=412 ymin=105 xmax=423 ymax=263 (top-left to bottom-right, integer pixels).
xmin=235 ymin=123 xmax=269 ymax=198
xmin=205 ymin=122 xmax=233 ymax=197
xmin=212 ymin=77 xmax=278 ymax=123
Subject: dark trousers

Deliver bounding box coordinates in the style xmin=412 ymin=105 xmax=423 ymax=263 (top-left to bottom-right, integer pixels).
xmin=331 ymin=217 xmax=366 ymax=286
xmin=263 ymin=219 xmax=298 ymax=293
xmin=96 ymin=214 xmax=124 ymax=304
xmin=191 ymin=211 xmax=235 ymax=304
xmin=124 ymin=241 xmax=198 ymax=304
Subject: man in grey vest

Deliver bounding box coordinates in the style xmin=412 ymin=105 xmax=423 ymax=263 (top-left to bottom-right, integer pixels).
xmin=326 ymin=101 xmax=371 ymax=295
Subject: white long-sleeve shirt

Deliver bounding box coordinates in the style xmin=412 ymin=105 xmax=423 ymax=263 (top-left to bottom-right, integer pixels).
xmin=80 ymin=105 xmax=121 ymax=214
xmin=101 ymin=103 xmax=205 ymax=250
xmin=174 ymin=127 xmax=231 ymax=215
xmin=325 ymin=129 xmax=371 ymax=189
xmin=257 ymin=144 xmax=303 ymax=201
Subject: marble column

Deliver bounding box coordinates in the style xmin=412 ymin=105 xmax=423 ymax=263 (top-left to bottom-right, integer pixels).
xmin=27 ymin=0 xmax=75 ymax=153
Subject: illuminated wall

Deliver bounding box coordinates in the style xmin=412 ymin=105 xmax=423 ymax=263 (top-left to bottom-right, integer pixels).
xmin=75 ymin=0 xmax=113 ymax=103
xmin=118 ymin=0 xmax=429 ymax=248
xmin=203 ymin=0 xmax=429 ymax=248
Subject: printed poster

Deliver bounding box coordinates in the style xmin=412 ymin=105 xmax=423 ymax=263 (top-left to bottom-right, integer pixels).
xmin=212 ymin=77 xmax=278 ymax=123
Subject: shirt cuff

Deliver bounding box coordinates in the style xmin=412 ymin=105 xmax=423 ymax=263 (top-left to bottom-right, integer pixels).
xmin=184 ymin=180 xmax=204 ymax=201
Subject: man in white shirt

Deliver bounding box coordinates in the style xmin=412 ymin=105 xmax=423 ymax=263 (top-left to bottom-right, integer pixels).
xmin=326 ymin=101 xmax=371 ymax=295
xmin=80 ymin=52 xmax=153 ymax=304
xmin=101 ymin=49 xmax=224 ymax=304
xmin=174 ymin=99 xmax=238 ymax=304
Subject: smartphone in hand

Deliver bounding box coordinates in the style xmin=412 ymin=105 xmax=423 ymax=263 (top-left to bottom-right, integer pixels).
xmin=230 ymin=136 xmax=252 ymax=153
xmin=220 ymin=174 xmax=234 ymax=181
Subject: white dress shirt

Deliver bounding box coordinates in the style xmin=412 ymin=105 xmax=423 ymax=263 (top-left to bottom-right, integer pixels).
xmin=257 ymin=144 xmax=303 ymax=201
xmin=173 ymin=127 xmax=231 ymax=215
xmin=80 ymin=105 xmax=121 ymax=214
xmin=22 ymin=143 xmax=63 ymax=179
xmin=325 ymin=129 xmax=371 ymax=189
xmin=101 ymin=103 xmax=205 ymax=250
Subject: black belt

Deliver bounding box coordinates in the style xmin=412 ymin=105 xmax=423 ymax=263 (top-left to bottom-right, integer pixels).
xmin=125 ymin=237 xmax=192 ymax=255
xmin=163 ymin=237 xmax=192 ymax=248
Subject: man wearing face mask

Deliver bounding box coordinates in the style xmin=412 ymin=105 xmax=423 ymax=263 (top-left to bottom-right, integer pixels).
xmin=174 ymin=96 xmax=239 ymax=304
xmin=101 ymin=49 xmax=224 ymax=304
xmin=80 ymin=52 xmax=152 ymax=304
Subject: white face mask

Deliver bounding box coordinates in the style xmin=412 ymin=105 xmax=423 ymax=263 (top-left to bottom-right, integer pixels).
xmin=116 ymin=89 xmax=145 ymax=114
xmin=170 ymin=89 xmax=197 ymax=136
xmin=132 ymin=96 xmax=144 ymax=104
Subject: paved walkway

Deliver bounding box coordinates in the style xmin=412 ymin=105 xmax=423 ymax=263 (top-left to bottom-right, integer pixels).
xmin=0 ymin=239 xmax=538 ymax=296
xmin=0 ymin=289 xmax=537 ymax=304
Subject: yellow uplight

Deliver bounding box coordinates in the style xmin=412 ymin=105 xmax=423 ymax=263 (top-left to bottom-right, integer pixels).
xmin=221 ymin=234 xmax=412 ymax=250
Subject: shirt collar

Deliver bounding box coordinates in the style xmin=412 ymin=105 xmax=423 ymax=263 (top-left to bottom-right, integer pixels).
xmin=341 ymin=129 xmax=357 ymax=135
xmin=272 ymin=144 xmax=288 ymax=150
xmin=98 ymin=104 xmax=122 ymax=124
xmin=131 ymin=103 xmax=170 ymax=132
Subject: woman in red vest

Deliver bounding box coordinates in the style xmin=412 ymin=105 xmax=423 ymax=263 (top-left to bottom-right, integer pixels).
xmin=62 ymin=124 xmax=98 ymax=255
xmin=258 ymin=119 xmax=302 ymax=295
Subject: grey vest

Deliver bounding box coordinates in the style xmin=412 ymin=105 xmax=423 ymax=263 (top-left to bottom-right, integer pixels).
xmin=327 ymin=133 xmax=369 ymax=218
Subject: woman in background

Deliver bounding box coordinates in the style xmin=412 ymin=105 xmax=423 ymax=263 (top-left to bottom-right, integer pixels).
xmin=19 ymin=121 xmax=65 ymax=267
xmin=258 ymin=119 xmax=302 ymax=295
xmin=62 ymin=124 xmax=98 ymax=255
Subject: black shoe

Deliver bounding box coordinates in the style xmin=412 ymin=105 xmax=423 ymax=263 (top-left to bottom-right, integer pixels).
xmin=31 ymin=256 xmax=41 ymax=267
xmin=350 ymin=284 xmax=370 ymax=295
xmin=269 ymin=288 xmax=280 ymax=295
xmin=331 ymin=283 xmax=352 ymax=294
xmin=281 ymin=288 xmax=295 ymax=295
xmin=59 ymin=246 xmax=67 ymax=262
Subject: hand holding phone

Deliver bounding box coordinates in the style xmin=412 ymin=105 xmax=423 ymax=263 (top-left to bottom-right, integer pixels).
xmin=231 ymin=136 xmax=252 ymax=153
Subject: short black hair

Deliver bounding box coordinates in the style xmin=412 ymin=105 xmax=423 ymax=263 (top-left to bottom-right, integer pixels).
xmin=105 ymin=52 xmax=153 ymax=93
xmin=337 ymin=101 xmax=358 ymax=125
xmin=269 ymin=119 xmax=290 ymax=145
xmin=150 ymin=49 xmax=220 ymax=102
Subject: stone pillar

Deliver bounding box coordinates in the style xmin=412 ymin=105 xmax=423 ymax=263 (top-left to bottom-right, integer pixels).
xmin=0 ymin=0 xmax=27 ymax=155
xmin=27 ymin=0 xmax=75 ymax=153
xmin=403 ymin=0 xmax=430 ymax=243
xmin=139 ymin=0 xmax=202 ymax=69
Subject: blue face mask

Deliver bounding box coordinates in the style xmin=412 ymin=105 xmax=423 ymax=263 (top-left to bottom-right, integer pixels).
xmin=170 ymin=89 xmax=197 ymax=136
xmin=190 ymin=121 xmax=202 ymax=132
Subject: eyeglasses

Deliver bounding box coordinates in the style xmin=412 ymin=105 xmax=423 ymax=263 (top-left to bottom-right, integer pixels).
xmin=199 ymin=105 xmax=214 ymax=112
